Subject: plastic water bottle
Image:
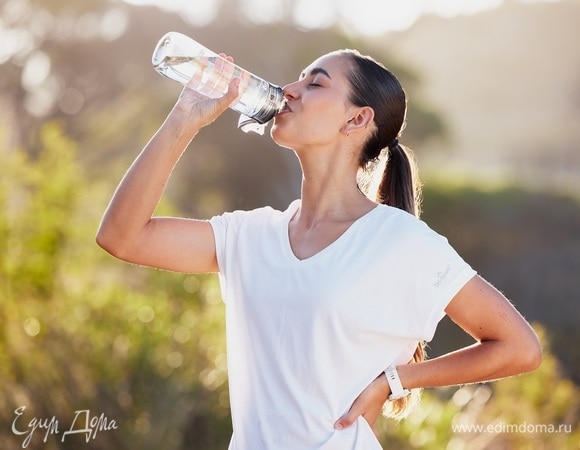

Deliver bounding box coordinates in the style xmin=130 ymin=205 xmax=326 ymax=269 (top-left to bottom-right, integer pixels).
xmin=152 ymin=32 xmax=285 ymax=134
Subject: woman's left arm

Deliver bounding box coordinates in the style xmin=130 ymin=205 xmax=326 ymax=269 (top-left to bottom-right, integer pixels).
xmin=335 ymin=275 xmax=542 ymax=430
xmin=400 ymin=274 xmax=542 ymax=388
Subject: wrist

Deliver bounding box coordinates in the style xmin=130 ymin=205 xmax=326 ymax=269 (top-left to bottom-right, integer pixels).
xmin=384 ymin=365 xmax=411 ymax=401
xmin=362 ymin=372 xmax=392 ymax=406
xmin=164 ymin=110 xmax=202 ymax=141
xmin=373 ymin=371 xmax=391 ymax=402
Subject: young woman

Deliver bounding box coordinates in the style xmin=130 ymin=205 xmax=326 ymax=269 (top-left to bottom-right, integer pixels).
xmin=97 ymin=49 xmax=541 ymax=449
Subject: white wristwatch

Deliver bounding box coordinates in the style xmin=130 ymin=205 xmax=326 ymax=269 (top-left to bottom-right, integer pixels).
xmin=384 ymin=365 xmax=411 ymax=401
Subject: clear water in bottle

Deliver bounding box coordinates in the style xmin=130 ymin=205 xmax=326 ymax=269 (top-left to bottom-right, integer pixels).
xmin=152 ymin=33 xmax=285 ymax=128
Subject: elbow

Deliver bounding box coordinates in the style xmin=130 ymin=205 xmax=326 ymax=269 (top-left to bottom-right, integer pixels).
xmin=95 ymin=224 xmax=125 ymax=259
xmin=511 ymin=331 xmax=543 ymax=375
xmin=95 ymin=227 xmax=114 ymax=255
xmin=96 ymin=215 xmax=148 ymax=262
xmin=522 ymin=335 xmax=543 ymax=372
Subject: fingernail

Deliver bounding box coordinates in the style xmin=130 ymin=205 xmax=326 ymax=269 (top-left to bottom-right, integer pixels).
xmin=334 ymin=422 xmax=344 ymax=430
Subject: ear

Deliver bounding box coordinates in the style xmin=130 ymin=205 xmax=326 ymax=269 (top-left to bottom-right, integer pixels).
xmin=342 ymin=106 xmax=374 ymax=135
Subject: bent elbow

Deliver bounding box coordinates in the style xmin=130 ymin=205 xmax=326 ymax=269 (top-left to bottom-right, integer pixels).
xmin=95 ymin=226 xmax=125 ymax=259
xmin=513 ymin=333 xmax=543 ymax=374
xmin=523 ymin=339 xmax=543 ymax=372
xmin=96 ymin=229 xmax=113 ymax=255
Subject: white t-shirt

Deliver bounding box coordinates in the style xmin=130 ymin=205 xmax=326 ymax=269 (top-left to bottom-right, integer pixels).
xmin=210 ymin=200 xmax=476 ymax=450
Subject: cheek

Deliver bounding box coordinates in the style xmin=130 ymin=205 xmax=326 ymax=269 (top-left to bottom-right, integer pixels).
xmin=270 ymin=96 xmax=346 ymax=146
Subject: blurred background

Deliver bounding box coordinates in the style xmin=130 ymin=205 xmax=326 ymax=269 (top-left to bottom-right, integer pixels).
xmin=0 ymin=0 xmax=578 ymax=448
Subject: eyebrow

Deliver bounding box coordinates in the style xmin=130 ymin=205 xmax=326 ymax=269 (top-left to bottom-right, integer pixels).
xmin=300 ymin=67 xmax=332 ymax=80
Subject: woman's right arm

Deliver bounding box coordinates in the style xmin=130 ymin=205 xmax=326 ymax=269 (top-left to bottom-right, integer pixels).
xmin=96 ymin=76 xmax=240 ymax=273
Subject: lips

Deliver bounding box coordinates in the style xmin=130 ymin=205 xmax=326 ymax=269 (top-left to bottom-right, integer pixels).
xmin=278 ymin=101 xmax=292 ymax=114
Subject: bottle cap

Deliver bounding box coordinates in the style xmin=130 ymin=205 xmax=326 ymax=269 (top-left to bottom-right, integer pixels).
xmin=238 ymin=114 xmax=267 ymax=135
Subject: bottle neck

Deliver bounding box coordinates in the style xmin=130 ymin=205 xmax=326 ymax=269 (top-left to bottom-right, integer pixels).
xmin=250 ymin=84 xmax=285 ymax=124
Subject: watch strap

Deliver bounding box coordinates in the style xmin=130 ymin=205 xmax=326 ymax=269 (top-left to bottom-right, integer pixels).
xmin=384 ymin=365 xmax=411 ymax=401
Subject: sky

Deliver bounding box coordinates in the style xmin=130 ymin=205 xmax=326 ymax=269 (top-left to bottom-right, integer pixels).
xmin=123 ymin=0 xmax=560 ymax=36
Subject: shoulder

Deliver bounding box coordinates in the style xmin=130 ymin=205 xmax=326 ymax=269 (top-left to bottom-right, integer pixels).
xmin=210 ymin=200 xmax=298 ymax=230
xmin=369 ymin=204 xmax=453 ymax=252
xmin=371 ymin=204 xmax=431 ymax=235
xmin=372 ymin=203 xmax=416 ymax=224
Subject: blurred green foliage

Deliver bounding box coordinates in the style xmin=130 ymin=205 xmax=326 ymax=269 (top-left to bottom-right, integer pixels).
xmin=0 ymin=122 xmax=231 ymax=449
xmin=0 ymin=123 xmax=577 ymax=449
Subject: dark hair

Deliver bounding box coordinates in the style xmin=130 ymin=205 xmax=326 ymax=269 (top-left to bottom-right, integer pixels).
xmin=341 ymin=49 xmax=424 ymax=419
xmin=341 ymin=49 xmax=422 ymax=219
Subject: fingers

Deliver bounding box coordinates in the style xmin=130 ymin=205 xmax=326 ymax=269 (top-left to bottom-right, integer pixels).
xmin=334 ymin=400 xmax=382 ymax=430
xmin=174 ymin=75 xmax=240 ymax=130
xmin=201 ymin=77 xmax=240 ymax=124
xmin=217 ymin=77 xmax=240 ymax=109
xmin=218 ymin=53 xmax=234 ymax=63
xmin=334 ymin=403 xmax=381 ymax=437
xmin=169 ymin=54 xmax=240 ymax=131
xmin=334 ymin=399 xmax=364 ymax=430
xmin=334 ymin=373 xmax=390 ymax=431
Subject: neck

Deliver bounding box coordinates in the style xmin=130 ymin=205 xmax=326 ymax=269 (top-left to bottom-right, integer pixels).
xmin=294 ymin=147 xmax=375 ymax=226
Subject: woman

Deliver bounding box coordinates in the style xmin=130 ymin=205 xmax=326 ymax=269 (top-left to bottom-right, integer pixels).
xmin=97 ymin=49 xmax=541 ymax=449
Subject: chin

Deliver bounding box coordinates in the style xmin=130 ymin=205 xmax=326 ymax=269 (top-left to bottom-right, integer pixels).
xmin=270 ymin=122 xmax=295 ymax=150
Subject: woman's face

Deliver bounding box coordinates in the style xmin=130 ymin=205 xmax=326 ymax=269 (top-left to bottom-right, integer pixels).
xmin=271 ymin=53 xmax=357 ymax=150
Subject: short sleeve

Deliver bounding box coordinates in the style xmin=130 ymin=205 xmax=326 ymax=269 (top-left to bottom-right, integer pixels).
xmin=209 ymin=210 xmax=248 ymax=303
xmin=209 ymin=206 xmax=280 ymax=303
xmin=404 ymin=222 xmax=477 ymax=341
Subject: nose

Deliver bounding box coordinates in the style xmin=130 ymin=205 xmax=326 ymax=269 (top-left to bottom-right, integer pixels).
xmin=282 ymin=80 xmax=300 ymax=100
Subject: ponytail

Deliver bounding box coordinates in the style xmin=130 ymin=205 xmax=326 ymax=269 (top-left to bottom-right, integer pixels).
xmin=376 ymin=139 xmax=422 ymax=218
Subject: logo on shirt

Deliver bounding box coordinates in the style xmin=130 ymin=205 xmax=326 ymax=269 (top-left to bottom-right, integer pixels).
xmin=434 ymin=264 xmax=451 ymax=287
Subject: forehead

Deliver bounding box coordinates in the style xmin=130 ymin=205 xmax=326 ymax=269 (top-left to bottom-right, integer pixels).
xmin=300 ymin=53 xmax=349 ymax=79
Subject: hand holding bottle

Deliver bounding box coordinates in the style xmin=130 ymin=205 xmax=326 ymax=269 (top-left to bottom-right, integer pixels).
xmin=169 ymin=54 xmax=241 ymax=137
xmin=152 ymin=32 xmax=284 ymax=134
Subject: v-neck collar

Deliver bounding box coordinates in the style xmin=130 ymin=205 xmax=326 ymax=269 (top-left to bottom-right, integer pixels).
xmin=282 ymin=200 xmax=379 ymax=264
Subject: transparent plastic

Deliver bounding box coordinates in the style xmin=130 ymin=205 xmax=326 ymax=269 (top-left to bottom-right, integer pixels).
xmin=152 ymin=32 xmax=284 ymax=133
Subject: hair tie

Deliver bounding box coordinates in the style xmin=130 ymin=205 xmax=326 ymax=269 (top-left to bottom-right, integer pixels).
xmin=388 ymin=138 xmax=399 ymax=150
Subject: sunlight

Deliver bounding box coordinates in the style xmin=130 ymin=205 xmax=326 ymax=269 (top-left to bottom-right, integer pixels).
xmin=123 ymin=0 xmax=502 ymax=34
xmin=339 ymin=0 xmax=421 ymax=35
xmin=122 ymin=0 xmax=561 ymax=35
xmin=292 ymin=0 xmax=337 ymax=31
xmin=123 ymin=0 xmax=218 ymax=26
xmin=337 ymin=0 xmax=506 ymax=36
xmin=240 ymin=0 xmax=285 ymax=24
